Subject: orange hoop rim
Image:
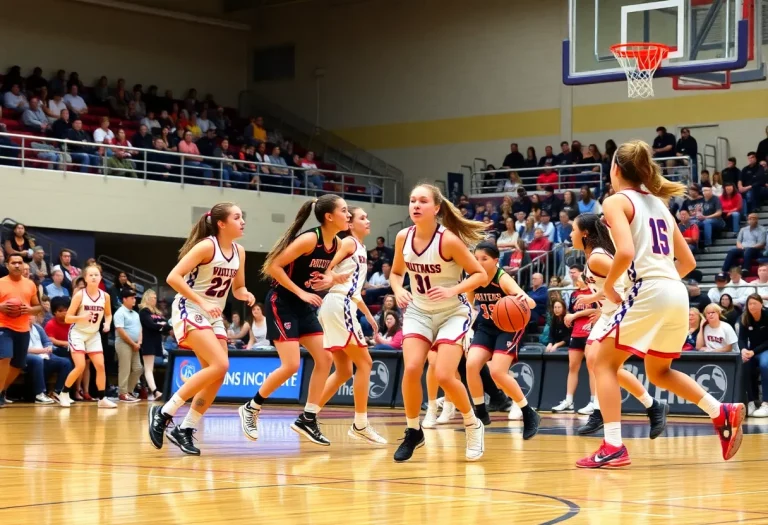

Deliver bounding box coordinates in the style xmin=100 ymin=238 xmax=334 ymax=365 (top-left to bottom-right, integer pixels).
xmin=610 ymin=42 xmax=671 ymax=69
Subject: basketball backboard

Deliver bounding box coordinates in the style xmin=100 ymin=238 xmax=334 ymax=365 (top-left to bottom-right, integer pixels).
xmin=563 ymin=0 xmax=763 ymax=86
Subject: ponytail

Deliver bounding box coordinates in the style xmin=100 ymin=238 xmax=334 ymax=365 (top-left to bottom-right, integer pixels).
xmin=417 ymin=184 xmax=486 ymax=245
xmin=178 ymin=201 xmax=235 ymax=260
xmin=613 ymin=140 xmax=686 ymax=203
xmin=575 ymin=213 xmax=615 ymax=255
xmin=261 ymin=194 xmax=343 ymax=279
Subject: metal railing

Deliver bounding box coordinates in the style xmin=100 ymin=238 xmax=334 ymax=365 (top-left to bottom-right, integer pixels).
xmin=96 ymin=255 xmax=158 ymax=296
xmin=0 ymin=131 xmax=400 ymax=205
xmin=0 ymin=218 xmax=78 ymax=263
xmin=471 ymin=164 xmax=604 ymax=197
xmin=237 ymin=90 xmax=404 ymax=194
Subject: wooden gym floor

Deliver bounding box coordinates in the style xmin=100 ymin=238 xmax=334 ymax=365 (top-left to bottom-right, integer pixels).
xmin=1 ymin=403 xmax=767 ymax=525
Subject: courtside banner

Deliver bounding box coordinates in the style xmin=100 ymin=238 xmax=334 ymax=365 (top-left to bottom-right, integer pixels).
xmin=167 ymin=351 xmax=304 ymax=402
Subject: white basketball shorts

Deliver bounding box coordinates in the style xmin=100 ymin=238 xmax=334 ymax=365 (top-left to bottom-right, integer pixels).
xmin=68 ymin=328 xmax=103 ymax=354
xmin=403 ymin=297 xmax=472 ymax=350
xmin=318 ymin=292 xmax=366 ymax=352
xmin=172 ymin=296 xmax=227 ymax=349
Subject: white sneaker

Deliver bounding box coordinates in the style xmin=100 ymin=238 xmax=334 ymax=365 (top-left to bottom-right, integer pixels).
xmin=465 ymin=420 xmax=485 ymax=461
xmin=58 ymin=392 xmax=72 ymax=408
xmin=147 ymin=393 xmax=156 ymax=401
xmin=119 ymin=394 xmax=140 ymax=403
xmin=436 ymin=402 xmax=457 ymax=424
xmin=98 ymin=398 xmax=118 ymax=409
xmin=348 ymin=424 xmax=388 ymax=444
xmin=577 ymin=401 xmax=595 ymax=415
xmin=508 ymin=403 xmax=523 ymax=420
xmin=422 ymin=407 xmax=438 ymax=429
xmin=436 ymin=396 xmax=445 ymax=409
xmin=748 ymin=401 xmax=757 ymax=416
xmin=552 ymin=399 xmax=574 ymax=413
xmin=35 ymin=393 xmax=55 ymax=404
xmin=752 ymin=402 xmax=768 ymax=418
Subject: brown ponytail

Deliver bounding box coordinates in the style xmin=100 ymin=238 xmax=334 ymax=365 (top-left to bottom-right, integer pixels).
xmin=261 ymin=194 xmax=343 ymax=279
xmin=418 ymin=184 xmax=486 ymax=245
xmin=178 ymin=202 xmax=235 ymax=260
xmin=613 ymin=140 xmax=686 ymax=203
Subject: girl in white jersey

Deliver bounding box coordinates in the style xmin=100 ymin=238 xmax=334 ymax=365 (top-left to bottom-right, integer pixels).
xmin=570 ymin=213 xmax=668 ymax=438
xmin=391 ymin=184 xmax=488 ymax=463
xmin=578 ymin=140 xmax=745 ymax=469
xmin=148 ymin=202 xmax=255 ymax=456
xmin=315 ymin=207 xmax=386 ymax=444
xmin=59 ymin=264 xmax=113 ymax=408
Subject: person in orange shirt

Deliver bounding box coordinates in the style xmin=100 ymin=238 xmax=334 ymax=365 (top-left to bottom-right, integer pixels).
xmin=0 ymin=254 xmax=41 ymax=406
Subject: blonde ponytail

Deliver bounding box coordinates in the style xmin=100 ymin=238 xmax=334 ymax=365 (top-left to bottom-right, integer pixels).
xmin=614 ymin=140 xmax=686 ymax=203
xmin=179 ymin=202 xmax=235 ymax=260
xmin=418 ymin=184 xmax=487 ymax=245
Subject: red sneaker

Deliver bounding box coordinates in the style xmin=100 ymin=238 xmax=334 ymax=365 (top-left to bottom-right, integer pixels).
xmin=82 ymin=392 xmax=95 ymax=402
xmin=576 ymin=440 xmax=631 ymax=469
xmin=712 ymin=403 xmax=746 ymax=460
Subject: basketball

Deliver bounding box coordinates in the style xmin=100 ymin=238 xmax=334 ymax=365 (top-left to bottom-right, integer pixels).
xmin=492 ymin=296 xmax=530 ymax=333
xmin=5 ymin=298 xmax=22 ymax=318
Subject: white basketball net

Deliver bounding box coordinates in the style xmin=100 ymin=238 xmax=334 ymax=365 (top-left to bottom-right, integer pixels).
xmin=611 ymin=44 xmax=669 ymax=99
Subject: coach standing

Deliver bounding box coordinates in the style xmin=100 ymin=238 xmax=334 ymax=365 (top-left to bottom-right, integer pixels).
xmin=0 ymin=254 xmax=41 ymax=406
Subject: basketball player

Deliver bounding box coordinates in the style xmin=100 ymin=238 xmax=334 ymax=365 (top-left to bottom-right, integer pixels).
xmin=239 ymin=195 xmax=350 ymax=446
xmin=391 ymin=184 xmax=488 ymax=462
xmin=314 ymin=207 xmax=386 ymax=444
xmin=148 ymin=203 xmax=255 ymax=456
xmin=59 ymin=264 xmax=114 ymax=409
xmin=579 ymin=140 xmax=745 ymax=468
xmin=465 ymin=241 xmax=540 ymax=439
xmin=570 ymin=213 xmax=668 ymax=437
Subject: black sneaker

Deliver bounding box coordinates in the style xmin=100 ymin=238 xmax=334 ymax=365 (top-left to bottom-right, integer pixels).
xmin=522 ymin=406 xmax=541 ymax=440
xmin=290 ymin=414 xmax=331 ymax=446
xmin=148 ymin=405 xmax=174 ymax=449
xmin=647 ymin=400 xmax=669 ymax=440
xmin=577 ymin=409 xmax=604 ymax=435
xmin=488 ymin=394 xmax=513 ymax=412
xmin=475 ymin=406 xmax=492 ymax=426
xmin=167 ymin=426 xmax=201 ymax=456
xmin=394 ymin=427 xmax=425 ymax=462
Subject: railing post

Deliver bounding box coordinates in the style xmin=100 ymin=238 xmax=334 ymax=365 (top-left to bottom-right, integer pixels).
xmin=20 ymin=137 xmax=25 ymax=170
xmin=219 ymin=163 xmax=224 ymax=188
xmin=180 ymin=157 xmax=185 ymax=186
xmin=142 ymin=150 xmax=148 ymax=181
xmin=304 ymin=170 xmax=309 ymax=196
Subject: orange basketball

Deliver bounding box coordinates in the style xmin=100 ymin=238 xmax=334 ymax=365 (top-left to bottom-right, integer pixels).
xmin=5 ymin=298 xmax=22 ymax=318
xmin=492 ymin=296 xmax=530 ymax=333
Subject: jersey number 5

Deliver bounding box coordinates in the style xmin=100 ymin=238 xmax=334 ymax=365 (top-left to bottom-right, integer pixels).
xmin=205 ymin=277 xmax=232 ymax=298
xmin=649 ymin=218 xmax=670 ymax=255
xmin=414 ymin=274 xmax=432 ymax=294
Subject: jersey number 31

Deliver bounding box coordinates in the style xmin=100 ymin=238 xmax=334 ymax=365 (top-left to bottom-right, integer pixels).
xmin=414 ymin=274 xmax=432 ymax=294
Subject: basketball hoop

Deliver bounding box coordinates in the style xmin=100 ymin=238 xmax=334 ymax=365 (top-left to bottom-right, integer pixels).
xmin=610 ymin=43 xmax=670 ymax=99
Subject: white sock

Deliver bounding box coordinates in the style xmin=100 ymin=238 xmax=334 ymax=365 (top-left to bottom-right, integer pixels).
xmin=443 ymin=401 xmax=456 ymax=412
xmin=304 ymin=403 xmax=320 ymax=414
xmin=406 ymin=417 xmax=420 ymax=430
xmin=604 ymin=422 xmax=623 ymax=447
xmin=427 ymin=399 xmax=437 ymax=412
xmin=590 ymin=395 xmax=595 ymax=403
xmin=638 ymin=392 xmax=654 ymax=409
xmin=517 ymin=398 xmax=528 ymax=409
xmin=462 ymin=410 xmax=478 ymax=426
xmin=354 ymin=412 xmax=368 ymax=428
xmin=248 ymin=400 xmax=262 ymax=410
xmin=565 ymin=394 xmax=574 ymax=404
xmin=697 ymin=393 xmax=722 ymax=419
xmin=592 ymin=396 xmax=600 ymax=410
xmin=472 ymin=396 xmax=485 ymax=406
xmin=161 ymin=394 xmax=185 ymax=416
xmin=180 ymin=409 xmax=202 ymax=430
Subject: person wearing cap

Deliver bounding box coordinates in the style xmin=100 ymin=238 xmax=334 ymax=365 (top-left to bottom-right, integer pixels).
xmin=708 ymin=273 xmax=730 ymax=304
xmin=512 ymin=187 xmax=532 ymax=216
xmin=686 ymin=278 xmax=711 ymax=313
xmin=721 ymin=213 xmax=766 ymax=272
xmin=680 ymin=184 xmax=704 ymax=222
xmin=540 ymin=185 xmax=562 ymax=218
xmin=113 ymin=288 xmax=142 ymax=403
xmin=535 ymin=210 xmax=556 ymax=243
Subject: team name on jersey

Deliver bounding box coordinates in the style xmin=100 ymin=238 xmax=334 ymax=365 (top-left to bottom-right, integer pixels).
xmin=83 ymin=305 xmax=104 ymax=312
xmin=213 ymin=267 xmax=238 ymax=278
xmin=309 ymin=259 xmax=332 ymax=270
xmin=706 ymin=335 xmax=725 ymax=345
xmin=405 ymin=262 xmax=442 ymax=274
xmin=354 ymin=255 xmax=366 ymax=264
xmin=475 ymin=292 xmax=502 ymax=302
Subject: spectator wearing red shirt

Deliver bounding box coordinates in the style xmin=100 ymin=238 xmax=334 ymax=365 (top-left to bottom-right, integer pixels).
xmin=537 ymin=160 xmax=559 ymax=190
xmin=679 ymin=209 xmax=700 ymax=252
xmin=178 ymin=131 xmax=212 ymax=182
xmin=527 ymin=228 xmax=551 ymax=256
xmin=45 ymin=296 xmax=71 ymax=357
xmin=720 ymin=181 xmax=743 ymax=232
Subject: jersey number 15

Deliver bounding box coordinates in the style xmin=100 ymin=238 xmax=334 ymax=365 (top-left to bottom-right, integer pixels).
xmin=649 ymin=218 xmax=670 ymax=255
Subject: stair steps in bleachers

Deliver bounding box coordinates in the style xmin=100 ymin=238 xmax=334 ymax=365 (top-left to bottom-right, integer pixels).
xmin=696 ymin=210 xmax=768 ymax=284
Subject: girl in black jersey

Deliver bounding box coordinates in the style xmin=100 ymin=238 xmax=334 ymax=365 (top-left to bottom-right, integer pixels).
xmin=239 ymin=194 xmax=351 ymax=446
xmin=465 ymin=242 xmax=540 ymax=439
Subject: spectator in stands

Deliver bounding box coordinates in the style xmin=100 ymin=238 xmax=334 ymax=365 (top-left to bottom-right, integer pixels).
xmin=3 ymin=83 xmax=29 ymax=111
xmin=679 ymin=209 xmax=700 ymax=251
xmin=29 ymin=247 xmax=47 ymax=281
xmin=719 ymin=294 xmax=739 ymax=327
xmin=755 ymin=125 xmax=768 ymax=164
xmin=697 ymin=184 xmax=725 ymax=248
xmin=300 ymin=151 xmax=324 ymax=191
xmin=372 ymin=311 xmax=404 ymax=350
xmin=535 ymin=210 xmax=556 ymax=243
xmin=0 ymin=123 xmax=17 ymax=166
xmin=67 ymin=118 xmax=101 ymax=172
xmin=711 ymin=171 xmax=724 ymax=196
xmin=707 ymin=272 xmax=729 ymax=304
xmin=721 ymin=213 xmax=765 ymax=272
xmin=213 ymin=138 xmax=243 ymax=188
xmin=652 ymin=126 xmax=676 ymax=167
xmin=528 ymin=227 xmax=551 ymax=257
xmin=520 ymin=216 xmax=536 ymax=244
xmin=676 ymin=127 xmax=698 ymax=172
xmin=63 ymin=85 xmax=88 ymax=117
xmin=582 ymin=144 xmax=602 ymax=170
xmin=247 ymin=303 xmax=269 ymax=349
xmin=4 ymin=223 xmax=34 ymax=262
xmin=197 ymin=108 xmax=215 ymax=134
xmin=132 ymin=91 xmax=146 ymax=120
xmin=725 ymin=266 xmax=753 ymax=308
xmin=540 ymin=186 xmax=562 ymax=218
xmin=559 ymin=191 xmax=578 ymax=220
xmin=49 ymin=70 xmax=66 ymax=97
xmin=46 ymin=90 xmax=67 ymax=123
xmin=184 ymin=88 xmax=199 ymax=114
xmin=524 ymin=146 xmax=538 ymax=169
xmin=45 ymin=268 xmax=69 ymax=299
xmin=538 ymin=145 xmax=555 ymax=166
xmin=52 ymin=249 xmax=80 ymax=293
xmin=212 ymin=106 xmax=230 ymax=136
xmin=26 ymin=67 xmax=47 ymax=93
xmin=21 ymin=97 xmax=49 ymax=133
xmin=753 ymin=263 xmax=768 ymax=306
xmin=555 ymin=211 xmax=573 ymax=244
xmin=109 ymin=87 xmax=129 ymax=119
xmin=687 ymin=278 xmax=710 ymax=312
xmin=186 ymin=113 xmax=202 ymax=139
xmin=528 ymin=272 xmax=548 ymax=324
xmin=146 ymin=137 xmax=176 ymax=182
xmin=24 ymin=312 xmax=72 ymax=404
xmin=114 ymin=288 xmax=142 ymax=403
xmin=364 ymin=262 xmax=392 ymax=305
xmin=93 ymin=117 xmax=114 ymax=145
xmin=496 ymin=218 xmax=519 ymax=256
xmin=44 ymin=296 xmax=70 ymax=357
xmin=267 ymin=145 xmax=291 ymax=182
xmin=721 ymin=157 xmax=740 ymax=187
xmin=738 ymin=293 xmax=768 ymax=416
xmin=499 ymin=170 xmax=522 ymax=193
xmin=544 ymin=299 xmax=571 ymax=352
xmin=238 ymin=144 xmax=258 ymax=185
xmin=51 ymin=108 xmax=71 ymax=140
xmin=696 ymin=304 xmax=738 ymax=352
xmin=158 ymin=110 xmax=173 ymax=131
xmin=106 ymin=129 xmax=137 ymax=178
xmin=536 ymin=160 xmax=558 ymax=190
xmin=92 ymin=76 xmax=109 ymax=106
xmin=683 ymin=307 xmax=704 ymax=350
xmin=578 ymin=185 xmax=601 ymax=214
xmin=178 ymin=131 xmax=212 ymax=182
xmin=66 ymin=72 xmax=83 ymax=92
xmin=138 ymin=289 xmax=168 ymax=400
xmin=169 ymin=102 xmax=180 ymax=126
xmin=141 ymin=111 xmax=160 ymax=134
xmin=740 ymin=151 xmax=768 ymax=215
xmin=196 ymin=127 xmax=217 ymax=158
xmin=131 ymin=124 xmax=153 ymax=151
xmin=246 ymin=116 xmax=267 ymax=144
xmin=226 ymin=312 xmax=250 ymax=349
xmin=502 ymin=143 xmax=525 ymax=169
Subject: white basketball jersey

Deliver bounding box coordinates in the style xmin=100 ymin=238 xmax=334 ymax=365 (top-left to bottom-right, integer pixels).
xmin=610 ymin=189 xmax=679 ymax=282
xmin=329 ymin=238 xmax=367 ymax=300
xmin=584 ymin=248 xmax=625 ymax=315
xmin=73 ymin=289 xmax=105 ymax=334
xmin=402 ymin=225 xmax=464 ymax=312
xmin=179 ymin=236 xmax=240 ymax=310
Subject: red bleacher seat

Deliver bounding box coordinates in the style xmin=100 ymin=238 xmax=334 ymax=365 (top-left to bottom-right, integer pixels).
xmin=90 ymin=107 xmax=109 ymax=117
xmin=746 ymin=276 xmax=758 ymax=282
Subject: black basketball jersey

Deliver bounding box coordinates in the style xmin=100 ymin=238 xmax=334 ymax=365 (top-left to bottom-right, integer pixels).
xmin=274 ymin=227 xmax=338 ymax=301
xmin=472 ymin=268 xmax=507 ymax=331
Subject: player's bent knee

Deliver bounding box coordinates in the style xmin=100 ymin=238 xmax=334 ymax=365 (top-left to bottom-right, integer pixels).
xmin=435 ymin=368 xmax=458 ymax=386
